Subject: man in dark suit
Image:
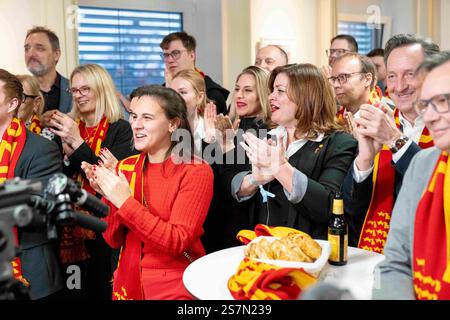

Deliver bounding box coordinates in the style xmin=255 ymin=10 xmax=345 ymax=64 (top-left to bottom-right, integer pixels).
xmin=24 ymin=26 xmax=72 ymax=124
xmin=342 ymin=34 xmax=440 ymax=250
xmin=0 ymin=69 xmax=63 ymax=299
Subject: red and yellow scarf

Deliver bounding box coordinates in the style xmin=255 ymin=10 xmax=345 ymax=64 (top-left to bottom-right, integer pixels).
xmin=336 ymin=87 xmax=381 ymax=123
xmin=0 ymin=118 xmax=28 ymax=286
xmin=237 ymin=224 xmax=309 ymax=245
xmin=28 ymin=115 xmax=42 ymax=135
xmin=111 ymin=153 xmax=146 ymax=300
xmin=413 ymin=152 xmax=450 ymax=300
xmin=59 ymin=117 xmax=110 ymax=264
xmin=358 ymin=109 xmax=434 ymax=253
xmin=228 ymin=258 xmax=316 ymax=300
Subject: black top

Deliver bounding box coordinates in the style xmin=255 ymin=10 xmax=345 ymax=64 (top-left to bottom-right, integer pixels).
xmin=242 ymin=131 xmax=357 ymax=240
xmin=41 ymin=73 xmax=61 ymax=113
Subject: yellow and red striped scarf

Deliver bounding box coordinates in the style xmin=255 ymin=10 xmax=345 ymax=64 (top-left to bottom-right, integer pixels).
xmin=336 ymin=87 xmax=381 ymax=123
xmin=28 ymin=115 xmax=42 ymax=135
xmin=413 ymin=152 xmax=450 ymax=300
xmin=0 ymin=118 xmax=28 ymax=286
xmin=358 ymin=109 xmax=434 ymax=253
xmin=228 ymin=258 xmax=317 ymax=300
xmin=59 ymin=117 xmax=110 ymax=264
xmin=111 ymin=153 xmax=146 ymax=300
xmin=237 ymin=224 xmax=309 ymax=245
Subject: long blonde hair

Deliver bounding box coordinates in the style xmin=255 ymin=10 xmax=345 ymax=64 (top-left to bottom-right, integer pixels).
xmin=15 ymin=74 xmax=44 ymax=121
xmin=69 ymin=64 xmax=123 ymax=124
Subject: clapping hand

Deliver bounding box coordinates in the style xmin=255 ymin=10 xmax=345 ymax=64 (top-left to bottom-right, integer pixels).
xmin=48 ymin=110 xmax=84 ymax=154
xmin=98 ymin=148 xmax=118 ymax=170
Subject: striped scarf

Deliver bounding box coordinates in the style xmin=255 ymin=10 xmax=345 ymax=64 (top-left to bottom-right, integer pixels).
xmin=59 ymin=117 xmax=110 ymax=264
xmin=413 ymin=152 xmax=450 ymax=300
xmin=358 ymin=109 xmax=434 ymax=253
xmin=28 ymin=115 xmax=42 ymax=135
xmin=237 ymin=224 xmax=310 ymax=245
xmin=0 ymin=118 xmax=28 ymax=286
xmin=228 ymin=258 xmax=317 ymax=300
xmin=111 ymin=153 xmax=146 ymax=300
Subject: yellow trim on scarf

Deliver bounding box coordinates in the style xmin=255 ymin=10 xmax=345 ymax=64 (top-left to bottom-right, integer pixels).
xmin=442 ymin=152 xmax=450 ymax=283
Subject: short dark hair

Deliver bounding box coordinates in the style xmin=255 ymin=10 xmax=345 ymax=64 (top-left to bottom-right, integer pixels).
xmin=334 ymin=52 xmax=377 ymax=89
xmin=26 ymin=26 xmax=60 ymax=51
xmin=0 ymin=69 xmax=24 ymax=103
xmin=384 ymin=34 xmax=440 ymax=64
xmin=418 ymin=51 xmax=450 ymax=73
xmin=367 ymin=48 xmax=384 ymax=58
xmin=160 ymin=31 xmax=196 ymax=51
xmin=331 ymin=34 xmax=358 ymax=53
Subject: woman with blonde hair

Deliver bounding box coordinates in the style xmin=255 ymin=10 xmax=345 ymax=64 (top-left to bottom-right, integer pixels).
xmin=48 ymin=63 xmax=137 ymax=299
xmin=234 ymin=63 xmax=357 ymax=239
xmin=15 ymin=74 xmax=48 ymax=136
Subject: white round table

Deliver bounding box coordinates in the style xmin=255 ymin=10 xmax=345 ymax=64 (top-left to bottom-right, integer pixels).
xmin=183 ymin=245 xmax=385 ymax=300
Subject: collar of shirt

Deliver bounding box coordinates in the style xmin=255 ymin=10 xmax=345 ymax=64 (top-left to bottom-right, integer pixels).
xmin=268 ymin=126 xmax=325 ymax=159
xmin=398 ymin=111 xmax=425 ymax=144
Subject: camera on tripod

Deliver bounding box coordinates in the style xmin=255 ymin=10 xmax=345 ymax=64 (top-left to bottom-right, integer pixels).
xmin=0 ymin=173 xmax=110 ymax=299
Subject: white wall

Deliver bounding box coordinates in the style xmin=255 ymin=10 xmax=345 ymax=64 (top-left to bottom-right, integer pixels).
xmin=441 ymin=0 xmax=450 ymax=50
xmin=0 ymin=0 xmax=75 ymax=76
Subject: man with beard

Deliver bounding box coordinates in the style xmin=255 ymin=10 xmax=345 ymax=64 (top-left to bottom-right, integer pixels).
xmin=24 ymin=26 xmax=71 ymax=128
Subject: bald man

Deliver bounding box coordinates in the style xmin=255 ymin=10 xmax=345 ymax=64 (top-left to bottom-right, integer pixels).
xmin=254 ymin=45 xmax=288 ymax=72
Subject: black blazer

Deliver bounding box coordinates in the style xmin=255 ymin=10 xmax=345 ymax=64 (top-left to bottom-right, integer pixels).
xmin=243 ymin=131 xmax=357 ymax=240
xmin=343 ymin=141 xmax=422 ymax=246
xmin=15 ymin=130 xmax=64 ymax=299
xmin=65 ymin=119 xmax=138 ymax=178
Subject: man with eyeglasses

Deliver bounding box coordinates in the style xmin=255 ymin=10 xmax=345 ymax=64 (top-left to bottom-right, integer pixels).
xmin=24 ymin=27 xmax=72 ymax=127
xmin=330 ymin=52 xmax=392 ymax=123
xmin=159 ymin=31 xmax=229 ymax=115
xmin=321 ymin=34 xmax=358 ymax=79
xmin=373 ymin=51 xmax=450 ymax=300
xmin=342 ymin=34 xmax=440 ymax=251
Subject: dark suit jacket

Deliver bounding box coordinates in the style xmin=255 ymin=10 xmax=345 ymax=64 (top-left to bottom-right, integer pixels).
xmin=342 ymin=142 xmax=422 ymax=246
xmin=241 ymin=131 xmax=357 ymax=240
xmin=15 ymin=129 xmax=64 ymax=299
xmin=204 ymin=75 xmax=230 ymax=115
xmin=59 ymin=75 xmax=72 ymax=114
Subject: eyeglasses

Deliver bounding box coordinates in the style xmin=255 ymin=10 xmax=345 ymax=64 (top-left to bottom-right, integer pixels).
xmin=160 ymin=49 xmax=187 ymax=61
xmin=328 ymin=72 xmax=365 ymax=85
xmin=67 ymin=86 xmax=91 ymax=96
xmin=23 ymin=93 xmax=38 ymax=100
xmin=414 ymin=93 xmax=450 ymax=115
xmin=326 ymin=48 xmax=350 ymax=57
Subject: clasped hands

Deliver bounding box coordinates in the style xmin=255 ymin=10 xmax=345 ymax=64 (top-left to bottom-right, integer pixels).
xmin=47 ymin=110 xmax=84 ymax=156
xmin=81 ymin=157 xmax=131 ymax=209
xmin=239 ymin=132 xmax=289 ymax=185
xmin=204 ymin=102 xmax=240 ymax=152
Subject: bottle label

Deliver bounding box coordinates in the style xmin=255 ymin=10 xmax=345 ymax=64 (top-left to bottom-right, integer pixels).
xmin=332 ymin=199 xmax=344 ymax=215
xmin=328 ymin=233 xmax=348 ymax=262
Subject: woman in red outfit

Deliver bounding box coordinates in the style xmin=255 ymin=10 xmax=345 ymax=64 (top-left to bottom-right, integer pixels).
xmin=82 ymin=85 xmax=214 ymax=300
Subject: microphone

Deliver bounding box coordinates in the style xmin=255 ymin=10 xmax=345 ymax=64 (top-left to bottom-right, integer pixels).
xmin=45 ymin=174 xmax=109 ymax=218
xmin=300 ymin=282 xmax=354 ymax=300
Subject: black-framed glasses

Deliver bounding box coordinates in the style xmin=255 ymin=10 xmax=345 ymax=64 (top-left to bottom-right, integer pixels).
xmin=326 ymin=48 xmax=350 ymax=57
xmin=23 ymin=93 xmax=38 ymax=100
xmin=328 ymin=72 xmax=365 ymax=85
xmin=414 ymin=93 xmax=450 ymax=115
xmin=160 ymin=49 xmax=187 ymax=61
xmin=67 ymin=86 xmax=91 ymax=96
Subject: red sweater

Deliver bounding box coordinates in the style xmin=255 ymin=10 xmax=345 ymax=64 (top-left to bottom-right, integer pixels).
xmin=103 ymin=157 xmax=214 ymax=270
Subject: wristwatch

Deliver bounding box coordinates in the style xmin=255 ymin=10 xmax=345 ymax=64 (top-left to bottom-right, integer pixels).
xmin=389 ymin=135 xmax=409 ymax=154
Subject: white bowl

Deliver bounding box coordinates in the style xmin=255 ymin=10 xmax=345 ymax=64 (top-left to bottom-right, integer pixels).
xmin=245 ymin=236 xmax=331 ymax=277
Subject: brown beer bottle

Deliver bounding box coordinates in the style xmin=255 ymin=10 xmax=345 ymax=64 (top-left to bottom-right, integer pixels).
xmin=328 ymin=192 xmax=348 ymax=265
